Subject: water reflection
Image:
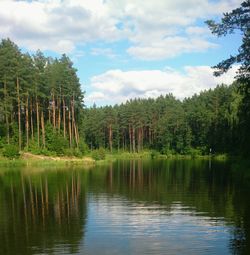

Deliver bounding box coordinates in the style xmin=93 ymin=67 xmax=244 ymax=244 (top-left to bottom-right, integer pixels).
xmin=0 ymin=160 xmax=249 ymax=255
xmin=0 ymin=168 xmax=87 ymax=254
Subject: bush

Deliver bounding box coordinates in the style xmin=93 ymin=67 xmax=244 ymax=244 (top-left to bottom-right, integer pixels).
xmin=44 ymin=123 xmax=66 ymax=155
xmin=73 ymin=149 xmax=83 ymax=158
xmin=79 ymin=139 xmax=89 ymax=155
xmin=91 ymin=148 xmax=106 ymax=160
xmin=151 ymin=150 xmax=160 ymax=159
xmin=3 ymin=144 xmax=20 ymax=159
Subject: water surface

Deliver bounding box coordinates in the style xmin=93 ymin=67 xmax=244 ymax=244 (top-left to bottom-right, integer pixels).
xmin=0 ymin=159 xmax=250 ymax=254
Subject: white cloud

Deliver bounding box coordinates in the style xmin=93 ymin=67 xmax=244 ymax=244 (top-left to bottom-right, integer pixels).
xmin=0 ymin=0 xmax=242 ymax=58
xmin=127 ymin=37 xmax=217 ymax=60
xmin=0 ymin=0 xmax=121 ymax=53
xmin=85 ymin=65 xmax=238 ymax=105
xmin=185 ymin=26 xmax=210 ymax=36
xmin=111 ymin=0 xmax=242 ymax=60
xmin=91 ymin=47 xmax=117 ymax=58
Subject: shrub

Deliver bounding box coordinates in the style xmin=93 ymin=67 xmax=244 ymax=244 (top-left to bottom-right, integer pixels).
xmin=73 ymin=149 xmax=83 ymax=158
xmin=79 ymin=139 xmax=89 ymax=155
xmin=91 ymin=148 xmax=106 ymax=160
xmin=45 ymin=124 xmax=68 ymax=156
xmin=151 ymin=150 xmax=160 ymax=159
xmin=3 ymin=144 xmax=20 ymax=159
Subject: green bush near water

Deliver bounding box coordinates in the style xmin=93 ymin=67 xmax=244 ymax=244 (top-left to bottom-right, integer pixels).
xmin=2 ymin=145 xmax=20 ymax=159
xmin=91 ymin=148 xmax=106 ymax=160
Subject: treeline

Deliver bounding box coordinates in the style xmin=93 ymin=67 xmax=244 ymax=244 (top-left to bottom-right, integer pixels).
xmin=0 ymin=39 xmax=249 ymax=158
xmin=0 ymin=39 xmax=85 ymax=156
xmin=84 ymin=82 xmax=249 ymax=156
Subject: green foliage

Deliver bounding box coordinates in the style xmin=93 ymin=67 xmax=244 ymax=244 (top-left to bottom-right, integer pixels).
xmin=45 ymin=124 xmax=68 ymax=156
xmin=79 ymin=139 xmax=89 ymax=155
xmin=2 ymin=144 xmax=20 ymax=159
xmin=206 ymin=1 xmax=250 ymax=80
xmin=91 ymin=148 xmax=106 ymax=160
xmin=188 ymin=148 xmax=203 ymax=158
xmin=150 ymin=150 xmax=160 ymax=159
xmin=206 ymin=1 xmax=250 ymax=157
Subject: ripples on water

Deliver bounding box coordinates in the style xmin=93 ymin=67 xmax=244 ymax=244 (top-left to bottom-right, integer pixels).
xmin=0 ymin=159 xmax=249 ymax=255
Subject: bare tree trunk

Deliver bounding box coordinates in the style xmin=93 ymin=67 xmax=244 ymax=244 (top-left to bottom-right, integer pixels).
xmin=48 ymin=107 xmax=51 ymax=124
xmin=30 ymin=98 xmax=34 ymax=141
xmin=52 ymin=91 xmax=56 ymax=129
xmin=41 ymin=111 xmax=45 ymax=148
xmin=76 ymin=125 xmax=80 ymax=145
xmin=108 ymin=124 xmax=112 ymax=152
xmin=137 ymin=128 xmax=140 ymax=152
xmin=26 ymin=95 xmax=29 ymax=148
xmin=58 ymin=96 xmax=61 ymax=133
xmin=132 ymin=126 xmax=135 ymax=153
xmin=141 ymin=127 xmax=144 ymax=150
xmin=17 ymin=77 xmax=21 ymax=151
xmin=4 ymin=79 xmax=10 ymax=144
xmin=68 ymin=109 xmax=72 ymax=148
xmin=71 ymin=97 xmax=78 ymax=148
xmin=129 ymin=125 xmax=132 ymax=153
xmin=63 ymin=97 xmax=66 ymax=138
xmin=36 ymin=96 xmax=40 ymax=147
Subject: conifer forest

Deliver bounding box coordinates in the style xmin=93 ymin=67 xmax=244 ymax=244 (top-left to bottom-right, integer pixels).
xmin=0 ymin=38 xmax=249 ymax=158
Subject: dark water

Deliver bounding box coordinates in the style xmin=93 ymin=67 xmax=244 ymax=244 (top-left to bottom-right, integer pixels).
xmin=0 ymin=159 xmax=250 ymax=255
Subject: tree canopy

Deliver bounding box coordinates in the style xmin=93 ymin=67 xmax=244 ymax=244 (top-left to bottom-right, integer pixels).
xmin=206 ymin=0 xmax=250 ymax=81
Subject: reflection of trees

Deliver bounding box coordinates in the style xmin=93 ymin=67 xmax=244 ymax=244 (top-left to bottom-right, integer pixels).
xmin=0 ymin=160 xmax=249 ymax=255
xmin=229 ymin=164 xmax=250 ymax=255
xmin=0 ymin=169 xmax=88 ymax=255
xmin=102 ymin=159 xmax=250 ymax=255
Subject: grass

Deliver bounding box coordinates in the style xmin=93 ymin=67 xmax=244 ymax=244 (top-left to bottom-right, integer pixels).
xmin=0 ymin=152 xmax=95 ymax=168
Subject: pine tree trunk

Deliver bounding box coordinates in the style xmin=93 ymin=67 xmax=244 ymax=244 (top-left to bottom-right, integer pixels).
xmin=137 ymin=128 xmax=140 ymax=152
xmin=41 ymin=111 xmax=45 ymax=148
xmin=68 ymin=109 xmax=72 ymax=148
xmin=71 ymin=97 xmax=78 ymax=148
xmin=30 ymin=98 xmax=34 ymax=141
xmin=4 ymin=79 xmax=10 ymax=144
xmin=36 ymin=96 xmax=40 ymax=147
xmin=76 ymin=125 xmax=80 ymax=145
xmin=129 ymin=125 xmax=132 ymax=152
xmin=58 ymin=96 xmax=61 ymax=133
xmin=132 ymin=126 xmax=135 ymax=153
xmin=17 ymin=77 xmax=22 ymax=151
xmin=108 ymin=124 xmax=112 ymax=152
xmin=141 ymin=127 xmax=144 ymax=150
xmin=48 ymin=107 xmax=51 ymax=124
xmin=26 ymin=95 xmax=29 ymax=148
xmin=63 ymin=97 xmax=66 ymax=138
xmin=52 ymin=91 xmax=56 ymax=129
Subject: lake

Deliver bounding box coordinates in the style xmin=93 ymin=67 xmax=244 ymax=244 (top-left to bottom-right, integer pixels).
xmin=0 ymin=159 xmax=250 ymax=255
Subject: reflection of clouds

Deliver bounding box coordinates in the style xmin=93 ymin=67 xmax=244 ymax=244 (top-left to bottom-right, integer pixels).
xmin=81 ymin=194 xmax=232 ymax=255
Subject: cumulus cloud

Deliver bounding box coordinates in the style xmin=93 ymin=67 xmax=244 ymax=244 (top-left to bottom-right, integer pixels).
xmin=0 ymin=0 xmax=121 ymax=53
xmin=0 ymin=0 xmax=242 ymax=58
xmin=91 ymin=47 xmax=117 ymax=58
xmin=111 ymin=0 xmax=242 ymax=60
xmin=127 ymin=37 xmax=217 ymax=60
xmin=85 ymin=65 xmax=238 ymax=105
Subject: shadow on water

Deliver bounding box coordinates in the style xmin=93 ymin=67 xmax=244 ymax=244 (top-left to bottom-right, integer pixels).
xmin=0 ymin=159 xmax=249 ymax=254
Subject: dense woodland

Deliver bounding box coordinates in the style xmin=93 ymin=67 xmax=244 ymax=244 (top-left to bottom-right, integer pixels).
xmin=0 ymin=39 xmax=85 ymax=157
xmin=0 ymin=38 xmax=249 ymax=158
xmin=84 ymin=82 xmax=248 ymax=156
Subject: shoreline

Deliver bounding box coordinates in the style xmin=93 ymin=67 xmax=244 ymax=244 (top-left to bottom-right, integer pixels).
xmin=0 ymin=152 xmax=96 ymax=166
xmin=0 ymin=151 xmax=242 ymax=166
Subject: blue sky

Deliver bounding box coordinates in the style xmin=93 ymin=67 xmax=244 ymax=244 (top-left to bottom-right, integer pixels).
xmin=0 ymin=0 xmax=242 ymax=106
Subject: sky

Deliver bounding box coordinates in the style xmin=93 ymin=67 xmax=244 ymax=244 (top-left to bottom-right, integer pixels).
xmin=0 ymin=0 xmax=243 ymax=106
